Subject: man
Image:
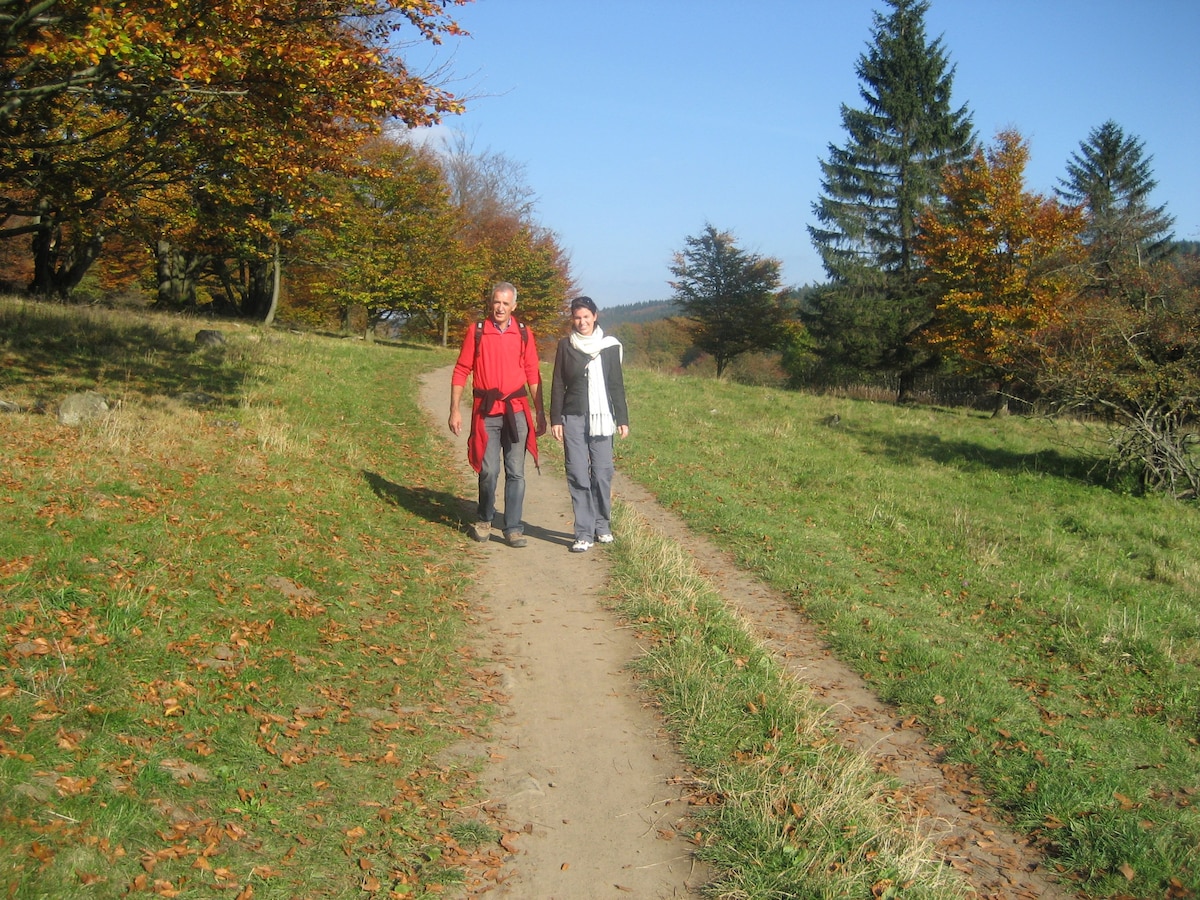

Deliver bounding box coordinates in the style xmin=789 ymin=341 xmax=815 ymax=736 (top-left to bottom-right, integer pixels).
xmin=449 ymin=282 xmax=546 ymax=548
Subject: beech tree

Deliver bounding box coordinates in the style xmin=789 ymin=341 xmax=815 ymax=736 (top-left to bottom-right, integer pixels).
xmin=1 ymin=0 xmax=468 ymax=302
xmin=806 ymin=0 xmax=974 ymax=397
xmin=1057 ymin=120 xmax=1176 ymax=287
xmin=669 ymin=224 xmax=788 ymax=377
xmin=289 ymin=136 xmax=466 ymax=333
xmin=915 ymin=130 xmax=1086 ymax=414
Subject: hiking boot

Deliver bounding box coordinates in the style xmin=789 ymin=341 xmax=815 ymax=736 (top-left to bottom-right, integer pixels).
xmin=570 ymin=539 xmax=592 ymax=553
xmin=470 ymin=521 xmax=491 ymax=543
xmin=504 ymin=531 xmax=527 ymax=548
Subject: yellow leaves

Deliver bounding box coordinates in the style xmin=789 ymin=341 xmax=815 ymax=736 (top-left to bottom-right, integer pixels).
xmin=917 ymin=128 xmax=1087 ymax=375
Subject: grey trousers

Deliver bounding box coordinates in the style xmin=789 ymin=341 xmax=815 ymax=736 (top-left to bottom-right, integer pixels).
xmin=561 ymin=413 xmax=614 ymax=541
xmin=478 ymin=413 xmax=528 ymax=535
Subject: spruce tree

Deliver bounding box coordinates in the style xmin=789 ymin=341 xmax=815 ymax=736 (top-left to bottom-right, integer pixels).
xmin=805 ymin=0 xmax=974 ymax=397
xmin=1057 ymin=120 xmax=1175 ymax=283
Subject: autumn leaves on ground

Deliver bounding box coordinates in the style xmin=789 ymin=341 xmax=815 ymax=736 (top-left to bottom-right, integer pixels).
xmin=1 ymin=304 xmax=505 ymax=897
xmin=3 ymin=300 xmax=1200 ymax=900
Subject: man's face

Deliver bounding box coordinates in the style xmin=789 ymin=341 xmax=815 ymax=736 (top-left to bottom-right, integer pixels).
xmin=490 ymin=290 xmax=516 ymax=327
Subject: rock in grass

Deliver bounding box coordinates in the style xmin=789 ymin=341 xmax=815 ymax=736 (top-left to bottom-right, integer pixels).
xmin=57 ymin=391 xmax=109 ymax=427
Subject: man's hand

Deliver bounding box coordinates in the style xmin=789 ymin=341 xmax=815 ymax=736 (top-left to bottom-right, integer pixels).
xmin=448 ymin=384 xmax=465 ymax=435
xmin=551 ymin=423 xmax=563 ymax=443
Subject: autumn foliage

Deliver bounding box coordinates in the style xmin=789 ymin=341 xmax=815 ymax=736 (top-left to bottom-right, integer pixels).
xmin=1 ymin=0 xmax=573 ymax=328
xmin=915 ymin=130 xmax=1086 ymax=407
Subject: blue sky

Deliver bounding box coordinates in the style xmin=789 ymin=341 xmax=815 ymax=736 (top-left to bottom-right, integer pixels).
xmin=410 ymin=0 xmax=1200 ymax=308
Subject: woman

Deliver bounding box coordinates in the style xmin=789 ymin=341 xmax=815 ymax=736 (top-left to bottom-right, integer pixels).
xmin=550 ymin=296 xmax=630 ymax=553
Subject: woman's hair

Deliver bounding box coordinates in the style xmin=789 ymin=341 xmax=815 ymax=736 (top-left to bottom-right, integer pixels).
xmin=570 ymin=296 xmax=598 ymax=314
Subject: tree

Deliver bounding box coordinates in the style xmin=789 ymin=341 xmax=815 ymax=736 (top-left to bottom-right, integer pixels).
xmin=806 ymin=0 xmax=974 ymax=397
xmin=668 ymin=224 xmax=788 ymax=377
xmin=433 ymin=136 xmax=574 ymax=340
xmin=915 ymin=130 xmax=1086 ymax=414
xmin=288 ymin=136 xmax=466 ymax=334
xmin=1039 ymin=256 xmax=1200 ymax=499
xmin=1 ymin=0 xmax=468 ymax=301
xmin=1057 ymin=120 xmax=1176 ymax=287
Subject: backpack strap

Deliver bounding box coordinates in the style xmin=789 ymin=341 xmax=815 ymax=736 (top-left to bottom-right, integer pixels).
xmin=474 ymin=318 xmax=528 ymax=368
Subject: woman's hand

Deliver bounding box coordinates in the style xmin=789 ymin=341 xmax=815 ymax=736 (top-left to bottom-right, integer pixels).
xmin=617 ymin=425 xmax=629 ymax=438
xmin=551 ymin=424 xmax=564 ymax=443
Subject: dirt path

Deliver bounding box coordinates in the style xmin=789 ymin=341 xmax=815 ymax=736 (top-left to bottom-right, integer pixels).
xmin=420 ymin=365 xmax=1072 ymax=900
xmin=422 ymin=368 xmax=706 ymax=899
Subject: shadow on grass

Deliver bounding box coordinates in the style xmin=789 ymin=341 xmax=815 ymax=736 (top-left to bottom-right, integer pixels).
xmin=362 ymin=470 xmax=576 ymax=548
xmin=363 ymin=470 xmax=470 ymax=532
xmin=0 ymin=300 xmax=249 ymax=401
xmin=848 ymin=424 xmax=1104 ymax=485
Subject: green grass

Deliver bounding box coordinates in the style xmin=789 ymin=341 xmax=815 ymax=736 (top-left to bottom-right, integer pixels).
xmin=605 ymin=505 xmax=971 ymax=900
xmin=4 ymin=298 xmax=1198 ymax=899
xmin=0 ymin=300 xmax=497 ymax=898
xmin=616 ymin=369 xmax=1200 ymax=898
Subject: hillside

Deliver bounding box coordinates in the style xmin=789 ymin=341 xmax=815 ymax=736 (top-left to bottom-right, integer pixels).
xmin=596 ymin=298 xmax=679 ymax=328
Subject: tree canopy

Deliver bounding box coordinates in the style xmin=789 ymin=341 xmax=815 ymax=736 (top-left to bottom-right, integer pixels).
xmin=809 ymin=0 xmax=973 ymax=282
xmin=1057 ymin=120 xmax=1176 ymax=285
xmin=804 ymin=0 xmax=974 ymax=396
xmin=1 ymin=0 xmax=469 ymax=299
xmin=916 ymin=129 xmax=1086 ymax=412
xmin=669 ymin=224 xmax=789 ymax=377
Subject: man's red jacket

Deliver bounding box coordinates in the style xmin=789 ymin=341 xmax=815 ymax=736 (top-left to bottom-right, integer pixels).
xmin=451 ymin=318 xmax=541 ymax=472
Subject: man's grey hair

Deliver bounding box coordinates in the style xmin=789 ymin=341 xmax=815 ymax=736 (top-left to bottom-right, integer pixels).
xmin=492 ymin=281 xmax=517 ymax=302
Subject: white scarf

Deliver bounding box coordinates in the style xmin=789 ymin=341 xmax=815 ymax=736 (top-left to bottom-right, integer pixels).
xmin=570 ymin=326 xmax=622 ymax=437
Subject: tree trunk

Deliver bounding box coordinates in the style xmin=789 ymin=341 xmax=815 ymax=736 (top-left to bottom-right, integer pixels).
xmin=155 ymin=240 xmax=203 ymax=308
xmin=29 ymin=220 xmax=56 ymax=297
xmin=260 ymin=241 xmax=280 ymax=327
xmin=243 ymin=256 xmax=277 ymax=321
xmin=344 ymin=303 xmax=369 ymax=335
xmin=991 ymin=381 xmax=1011 ymax=418
xmin=29 ymin=217 xmax=105 ymax=298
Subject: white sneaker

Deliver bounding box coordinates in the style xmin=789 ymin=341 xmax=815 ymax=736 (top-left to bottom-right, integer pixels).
xmin=596 ymin=533 xmax=614 ymax=544
xmin=570 ymin=540 xmax=592 ymax=553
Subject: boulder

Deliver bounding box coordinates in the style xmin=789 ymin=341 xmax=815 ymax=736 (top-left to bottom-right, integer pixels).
xmin=195 ymin=329 xmax=226 ymax=347
xmin=58 ymin=392 xmax=109 ymax=427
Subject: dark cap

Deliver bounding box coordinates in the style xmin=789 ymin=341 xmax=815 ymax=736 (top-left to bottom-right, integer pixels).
xmin=570 ymin=296 xmax=598 ymax=314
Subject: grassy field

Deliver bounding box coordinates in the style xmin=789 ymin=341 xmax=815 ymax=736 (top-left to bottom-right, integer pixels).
xmin=614 ymin=369 xmax=1200 ymax=898
xmin=2 ymin=298 xmax=1197 ymax=899
xmin=0 ymin=301 xmax=501 ymax=898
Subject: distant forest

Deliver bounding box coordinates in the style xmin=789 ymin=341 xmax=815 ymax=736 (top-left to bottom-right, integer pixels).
xmin=598 ymin=300 xmax=680 ymax=328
